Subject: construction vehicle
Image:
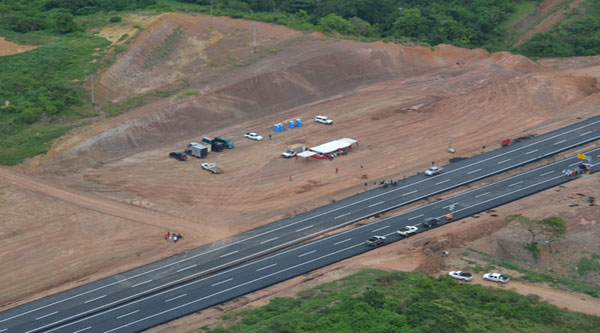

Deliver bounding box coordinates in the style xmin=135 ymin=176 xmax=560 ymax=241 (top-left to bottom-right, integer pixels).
xmin=281 ymin=145 xmax=306 ymax=158
xmin=201 ymin=163 xmax=223 ymax=174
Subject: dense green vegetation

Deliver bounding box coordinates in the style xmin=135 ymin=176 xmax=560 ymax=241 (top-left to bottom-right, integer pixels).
xmin=515 ymin=0 xmax=600 ymax=57
xmin=205 ymin=269 xmax=600 ymax=332
xmin=1 ymin=0 xmax=598 ymax=165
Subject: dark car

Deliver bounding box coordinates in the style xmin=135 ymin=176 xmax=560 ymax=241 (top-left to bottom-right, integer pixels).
xmin=169 ymin=152 xmax=187 ymax=161
xmin=422 ymin=217 xmax=440 ymax=228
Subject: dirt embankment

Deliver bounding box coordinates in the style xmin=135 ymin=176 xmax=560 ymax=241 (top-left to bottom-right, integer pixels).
xmin=3 ymin=11 xmax=600 ymax=316
xmin=0 ymin=37 xmax=37 ymax=56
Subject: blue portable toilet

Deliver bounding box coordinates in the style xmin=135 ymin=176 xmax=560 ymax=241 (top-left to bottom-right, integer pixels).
xmin=277 ymin=123 xmax=284 ymax=131
xmin=295 ymin=118 xmax=302 ymax=127
xmin=273 ymin=123 xmax=280 ymax=132
xmin=288 ymin=120 xmax=295 ymax=129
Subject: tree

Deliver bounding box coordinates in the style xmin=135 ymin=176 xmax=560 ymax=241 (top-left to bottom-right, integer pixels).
xmin=539 ymin=217 xmax=567 ymax=253
xmin=319 ymin=13 xmax=354 ymax=35
xmin=506 ymin=214 xmax=544 ymax=244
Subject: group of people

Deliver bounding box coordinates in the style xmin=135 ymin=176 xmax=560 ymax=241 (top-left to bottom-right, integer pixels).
xmin=164 ymin=232 xmax=183 ymax=243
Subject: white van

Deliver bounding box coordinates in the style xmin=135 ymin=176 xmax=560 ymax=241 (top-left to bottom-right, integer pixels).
xmin=315 ymin=115 xmax=333 ymax=125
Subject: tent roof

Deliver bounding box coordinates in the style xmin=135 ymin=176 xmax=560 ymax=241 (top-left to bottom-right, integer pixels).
xmin=338 ymin=138 xmax=357 ymax=145
xmin=297 ymin=151 xmax=316 ymax=158
xmin=310 ymin=140 xmax=352 ymax=154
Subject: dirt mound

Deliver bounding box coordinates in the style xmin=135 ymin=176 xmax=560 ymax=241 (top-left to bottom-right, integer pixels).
xmin=0 ymin=37 xmax=37 ymax=56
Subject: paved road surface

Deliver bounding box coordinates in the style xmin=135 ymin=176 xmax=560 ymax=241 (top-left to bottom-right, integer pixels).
xmin=25 ymin=148 xmax=600 ymax=333
xmin=1 ymin=116 xmax=599 ymax=332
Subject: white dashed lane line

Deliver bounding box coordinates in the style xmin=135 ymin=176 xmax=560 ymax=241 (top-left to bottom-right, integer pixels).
xmin=553 ymin=140 xmax=566 ymax=145
xmin=368 ymin=201 xmax=384 ymax=207
xmin=467 ymin=168 xmax=481 ymax=174
xmin=211 ymin=278 xmax=233 ymax=287
xmin=372 ymin=225 xmax=390 ymax=233
xmin=525 ymin=149 xmax=539 ymax=155
xmin=116 ymin=310 xmax=138 ymax=320
xmin=497 ymin=159 xmax=511 ymax=164
xmin=580 ymin=131 xmax=592 ymax=136
xmin=408 ymin=214 xmax=424 ymax=220
xmin=72 ymin=327 xmax=91 ymax=333
xmin=164 ymin=294 xmax=187 ymax=303
xmin=435 ymin=179 xmax=450 ymax=185
xmin=256 ymin=263 xmax=277 ymax=272
xmin=402 ymin=190 xmax=418 ymax=197
xmin=334 ymin=212 xmax=351 ymax=219
xmin=295 ymin=225 xmax=313 ymax=232
xmin=298 ymin=250 xmax=317 ymax=258
xmin=176 ymin=265 xmax=197 ymax=273
xmin=540 ymin=171 xmax=554 ymax=177
xmin=475 ymin=192 xmax=490 ymax=198
xmin=260 ymin=237 xmax=278 ymax=244
xmin=35 ymin=312 xmax=57 ymax=321
xmin=508 ymin=181 xmax=524 ymax=187
xmin=131 ymin=280 xmax=152 ymax=288
xmin=220 ymin=250 xmax=238 ymax=258
xmin=334 ymin=238 xmax=352 ymax=246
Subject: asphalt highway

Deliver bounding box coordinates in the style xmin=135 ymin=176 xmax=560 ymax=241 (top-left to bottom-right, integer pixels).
xmin=1 ymin=116 xmax=599 ymax=332
xmin=24 ymin=147 xmax=600 ymax=333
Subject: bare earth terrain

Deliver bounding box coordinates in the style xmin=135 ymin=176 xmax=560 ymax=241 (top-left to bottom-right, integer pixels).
xmin=0 ymin=37 xmax=37 ymax=56
xmin=1 ymin=12 xmax=599 ymax=328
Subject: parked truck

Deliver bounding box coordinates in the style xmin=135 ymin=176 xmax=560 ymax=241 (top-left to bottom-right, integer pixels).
xmin=185 ymin=142 xmax=208 ymax=158
xmin=201 ymin=162 xmax=223 ymax=174
xmin=213 ymin=136 xmax=234 ymax=149
xmin=281 ymin=145 xmax=307 ymax=158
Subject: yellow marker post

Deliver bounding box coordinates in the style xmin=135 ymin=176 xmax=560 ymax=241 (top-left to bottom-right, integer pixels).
xmin=577 ymin=153 xmax=586 ymax=160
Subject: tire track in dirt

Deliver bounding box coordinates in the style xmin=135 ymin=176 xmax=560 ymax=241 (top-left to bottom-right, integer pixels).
xmin=0 ymin=167 xmax=203 ymax=235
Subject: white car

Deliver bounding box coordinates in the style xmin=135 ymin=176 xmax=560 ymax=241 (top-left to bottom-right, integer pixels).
xmin=425 ymin=166 xmax=443 ymax=176
xmin=365 ymin=235 xmax=386 ymax=246
xmin=483 ymin=273 xmax=509 ymax=284
xmin=397 ymin=225 xmax=418 ymax=236
xmin=448 ymin=271 xmax=473 ymax=282
xmin=315 ymin=115 xmax=333 ymax=125
xmin=244 ymin=132 xmax=263 ymax=141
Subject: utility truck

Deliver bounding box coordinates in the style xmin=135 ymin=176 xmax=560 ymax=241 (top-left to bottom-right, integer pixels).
xmin=281 ymin=145 xmax=306 ymax=158
xmin=201 ymin=163 xmax=223 ymax=174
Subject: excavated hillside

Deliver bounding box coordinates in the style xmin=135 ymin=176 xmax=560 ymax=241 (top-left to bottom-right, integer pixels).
xmin=3 ymin=12 xmax=600 ymax=310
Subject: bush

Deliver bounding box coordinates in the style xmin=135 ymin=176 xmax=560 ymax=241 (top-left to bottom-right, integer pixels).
xmin=109 ymin=16 xmax=122 ymax=23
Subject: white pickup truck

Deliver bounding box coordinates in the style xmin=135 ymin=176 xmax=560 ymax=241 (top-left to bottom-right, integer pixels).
xmin=201 ymin=163 xmax=223 ymax=174
xmin=315 ymin=115 xmax=333 ymax=125
xmin=281 ymin=145 xmax=306 ymax=158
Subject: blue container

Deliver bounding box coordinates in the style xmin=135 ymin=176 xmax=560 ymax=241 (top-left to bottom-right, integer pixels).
xmin=288 ymin=120 xmax=295 ymax=129
xmin=273 ymin=124 xmax=280 ymax=132
xmin=295 ymin=118 xmax=302 ymax=127
xmin=277 ymin=123 xmax=284 ymax=131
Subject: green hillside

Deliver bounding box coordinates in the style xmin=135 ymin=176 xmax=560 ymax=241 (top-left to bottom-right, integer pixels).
xmin=205 ymin=269 xmax=600 ymax=333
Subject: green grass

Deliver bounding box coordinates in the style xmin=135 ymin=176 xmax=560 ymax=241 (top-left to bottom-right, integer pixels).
xmin=577 ymin=256 xmax=600 ymax=276
xmin=143 ymin=25 xmax=184 ymax=70
xmin=0 ymin=34 xmax=109 ymax=165
xmin=175 ymin=90 xmax=200 ymax=99
xmin=498 ymin=1 xmax=538 ymax=31
xmin=103 ymin=96 xmax=146 ymax=117
xmin=205 ymin=269 xmax=600 ymax=333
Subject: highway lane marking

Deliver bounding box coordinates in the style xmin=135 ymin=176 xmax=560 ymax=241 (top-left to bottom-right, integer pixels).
xmin=34 ymin=149 xmax=600 ymax=333
xmin=408 ymin=214 xmax=424 ymax=220
xmin=164 ymin=294 xmax=187 ymax=303
xmin=35 ymin=312 xmax=58 ymax=320
xmin=475 ymin=192 xmax=490 ymax=198
xmin=41 ymin=153 xmax=600 ymax=333
xmin=580 ymin=131 xmax=593 ymax=136
xmin=177 ymin=265 xmax=197 ymax=273
xmin=372 ymin=225 xmax=390 ymax=233
xmin=295 ymin=225 xmax=313 ymax=232
xmin=72 ymin=327 xmax=91 ymax=333
xmin=102 ymin=242 xmax=365 ymax=333
xmin=508 ymin=181 xmax=523 ymax=187
xmin=220 ymin=250 xmax=238 ymax=258
xmin=298 ymin=250 xmax=317 ymax=258
xmin=467 ymin=168 xmax=482 ymax=174
xmin=435 ymin=179 xmax=450 ymax=185
xmin=553 ymin=140 xmax=566 ymax=145
xmin=368 ymin=201 xmax=384 ymax=207
xmin=540 ymin=171 xmax=554 ymax=177
xmin=260 ymin=237 xmax=278 ymax=244
xmin=116 ymin=310 xmax=139 ymax=319
xmin=84 ymin=295 xmax=106 ymax=304
xmin=131 ymin=280 xmax=153 ymax=288
xmin=497 ymin=158 xmax=511 ymax=164
xmin=442 ymin=203 xmax=457 ymax=209
xmin=0 ymin=329 xmax=7 ymax=332
xmin=525 ymin=149 xmax=539 ymax=155
xmin=256 ymin=263 xmax=278 ymax=272
xmin=211 ymin=278 xmax=233 ymax=287
xmin=402 ymin=190 xmax=418 ymax=196
xmin=334 ymin=212 xmax=351 ymax=219
xmin=11 ymin=121 xmax=600 ymax=325
xmin=334 ymin=238 xmax=352 ymax=246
